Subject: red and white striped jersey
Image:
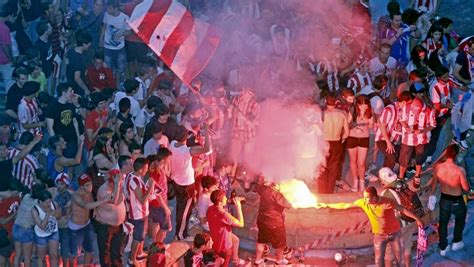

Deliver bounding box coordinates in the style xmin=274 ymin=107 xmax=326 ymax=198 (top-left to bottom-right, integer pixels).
xmin=429 ymin=77 xmax=461 ymax=117
xmin=347 ymin=71 xmax=372 ymax=94
xmin=8 ymin=148 xmax=39 ymax=189
xmin=17 ymin=97 xmax=41 ymax=135
xmin=123 ymin=172 xmax=149 ymax=220
xmin=316 ymin=59 xmax=340 ymax=92
xmin=422 ymin=38 xmax=442 ymax=57
xmin=413 ymin=0 xmax=437 ymax=13
xmin=400 ymin=104 xmax=436 ymax=146
xmin=375 ymin=103 xmax=403 ymax=144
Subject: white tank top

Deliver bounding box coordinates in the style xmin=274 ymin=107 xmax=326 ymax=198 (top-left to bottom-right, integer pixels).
xmin=169 ymin=141 xmax=195 ymax=186
xmin=34 ymin=203 xmax=58 ymax=237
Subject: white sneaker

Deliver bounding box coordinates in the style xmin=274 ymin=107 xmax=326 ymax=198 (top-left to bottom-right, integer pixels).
xmin=440 ymin=245 xmax=450 ymax=256
xmin=425 ymin=156 xmax=432 ymax=165
xmin=452 ymin=241 xmax=464 ymax=251
xmin=460 ymin=140 xmax=469 ymax=150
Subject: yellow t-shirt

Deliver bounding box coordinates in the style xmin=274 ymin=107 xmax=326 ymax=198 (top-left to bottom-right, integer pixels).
xmin=355 ymin=197 xmax=401 ymax=235
xmin=29 ymin=72 xmax=47 ymax=92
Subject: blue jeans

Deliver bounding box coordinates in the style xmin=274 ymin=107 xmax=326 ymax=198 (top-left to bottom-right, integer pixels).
xmin=69 ymin=222 xmax=96 ymax=256
xmin=438 ymin=195 xmax=467 ymax=250
xmin=104 ymin=48 xmax=126 ymax=86
xmin=373 ymin=231 xmax=402 ymax=267
xmin=59 ymin=228 xmax=70 ymax=259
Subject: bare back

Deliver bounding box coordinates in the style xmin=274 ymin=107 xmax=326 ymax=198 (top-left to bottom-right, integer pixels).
xmin=434 ymin=161 xmax=470 ymax=196
xmin=71 ymin=191 xmax=93 ymax=225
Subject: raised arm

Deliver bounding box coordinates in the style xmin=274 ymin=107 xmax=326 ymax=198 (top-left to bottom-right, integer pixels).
xmin=12 ymin=134 xmax=42 ymax=165
xmin=190 ymin=124 xmax=211 ymax=156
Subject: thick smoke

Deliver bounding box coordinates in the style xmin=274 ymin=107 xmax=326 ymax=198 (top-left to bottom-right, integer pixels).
xmin=244 ymin=100 xmax=329 ymax=184
xmin=193 ymin=0 xmax=369 ymax=183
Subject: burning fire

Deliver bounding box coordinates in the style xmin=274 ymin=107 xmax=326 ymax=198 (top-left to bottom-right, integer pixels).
xmin=279 ymin=179 xmax=318 ymax=209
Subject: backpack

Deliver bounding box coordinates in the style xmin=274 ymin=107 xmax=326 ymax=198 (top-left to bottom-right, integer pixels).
xmin=382 ymin=180 xmax=425 ymax=223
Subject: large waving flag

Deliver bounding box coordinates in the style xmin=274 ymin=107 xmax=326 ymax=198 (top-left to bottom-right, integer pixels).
xmin=128 ymin=0 xmax=221 ymax=85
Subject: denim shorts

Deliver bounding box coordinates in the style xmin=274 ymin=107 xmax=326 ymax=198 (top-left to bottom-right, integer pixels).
xmin=12 ymin=224 xmax=34 ymax=243
xmin=128 ymin=217 xmax=148 ymax=242
xmin=149 ymin=207 xmax=170 ymax=230
xmin=35 ymin=231 xmax=59 ymax=246
xmin=69 ymin=222 xmax=95 ymax=256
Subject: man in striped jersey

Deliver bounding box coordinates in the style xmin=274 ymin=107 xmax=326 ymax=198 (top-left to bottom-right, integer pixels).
xmin=375 ymin=91 xmax=413 ymax=170
xmin=427 ymin=66 xmax=465 ymax=159
xmin=0 ymin=133 xmax=42 ymax=192
xmin=123 ymin=157 xmax=154 ymax=265
xmin=347 ymin=57 xmax=372 ymax=95
xmin=8 ymin=132 xmax=39 ymax=189
xmin=17 ymin=81 xmax=44 ymax=135
xmin=399 ymin=98 xmax=436 ymax=188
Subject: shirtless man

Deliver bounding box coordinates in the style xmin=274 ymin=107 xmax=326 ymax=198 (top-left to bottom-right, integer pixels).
xmin=69 ymin=174 xmax=109 ymax=266
xmin=430 ymin=144 xmax=471 ymax=256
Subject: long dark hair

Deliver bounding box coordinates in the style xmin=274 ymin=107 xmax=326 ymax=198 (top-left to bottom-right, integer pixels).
xmin=119 ymin=122 xmax=134 ymax=145
xmin=410 ymin=45 xmax=429 ymax=69
xmin=93 ymin=135 xmax=112 ymax=159
xmin=354 ymin=95 xmax=372 ymax=121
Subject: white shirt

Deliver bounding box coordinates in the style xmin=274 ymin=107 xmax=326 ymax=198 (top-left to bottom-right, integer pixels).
xmin=133 ymin=77 xmax=150 ymax=102
xmin=114 ymin=92 xmax=140 ymax=118
xmin=103 ymin=12 xmax=129 ymax=50
xmin=134 ymin=107 xmax=154 ymax=129
xmin=369 ymin=56 xmax=397 ymax=79
xmin=143 ymin=135 xmax=170 ymax=157
xmin=169 ymin=140 xmax=194 ymax=186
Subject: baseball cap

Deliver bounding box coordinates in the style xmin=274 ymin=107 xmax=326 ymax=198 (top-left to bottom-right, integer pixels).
xmin=78 ymin=173 xmax=92 ymax=186
xmin=378 ymin=167 xmax=397 ymax=185
xmin=55 ymin=173 xmax=70 ymax=186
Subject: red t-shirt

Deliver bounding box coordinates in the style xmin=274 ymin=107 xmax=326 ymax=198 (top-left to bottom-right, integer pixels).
xmin=84 ymin=109 xmax=108 ymax=150
xmin=0 ymin=196 xmax=21 ymax=237
xmin=86 ymin=65 xmax=117 ymax=91
xmin=206 ymin=205 xmax=233 ymax=253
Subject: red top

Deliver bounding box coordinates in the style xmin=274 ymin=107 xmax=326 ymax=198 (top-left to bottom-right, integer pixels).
xmin=206 ymin=205 xmax=233 ymax=253
xmin=0 ymin=196 xmax=21 ymax=237
xmin=86 ymin=65 xmax=117 ymax=91
xmin=84 ymin=109 xmax=108 ymax=150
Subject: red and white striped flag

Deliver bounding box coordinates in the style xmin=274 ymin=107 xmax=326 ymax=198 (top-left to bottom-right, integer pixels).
xmin=128 ymin=0 xmax=221 ymax=85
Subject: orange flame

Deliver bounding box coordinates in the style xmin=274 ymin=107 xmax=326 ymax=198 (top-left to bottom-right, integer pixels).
xmin=279 ymin=179 xmax=318 ymax=208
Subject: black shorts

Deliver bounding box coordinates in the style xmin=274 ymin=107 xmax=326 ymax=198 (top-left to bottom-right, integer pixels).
xmin=257 ymin=223 xmax=286 ymax=249
xmin=0 ymin=242 xmax=13 ymax=258
xmin=346 ymin=136 xmax=370 ymax=149
xmin=399 ymin=144 xmax=426 ymax=167
xmin=125 ymin=41 xmax=150 ymax=62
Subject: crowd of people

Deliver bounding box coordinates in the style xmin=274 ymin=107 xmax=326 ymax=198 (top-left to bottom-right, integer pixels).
xmin=0 ymin=0 xmax=473 ymax=266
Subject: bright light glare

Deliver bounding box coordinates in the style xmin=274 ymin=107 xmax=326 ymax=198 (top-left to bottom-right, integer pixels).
xmin=279 ymin=179 xmax=318 ymax=208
